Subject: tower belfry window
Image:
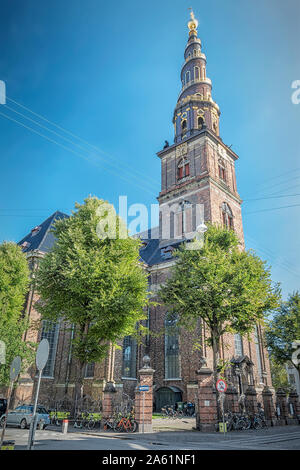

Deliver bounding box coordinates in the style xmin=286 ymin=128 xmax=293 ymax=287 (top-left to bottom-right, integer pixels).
xmin=218 ymin=159 xmax=226 ymax=181
xmin=177 ymin=158 xmax=190 ymax=180
xmin=221 ymin=203 xmax=234 ymax=230
xmin=198 ymin=116 xmax=204 ymax=130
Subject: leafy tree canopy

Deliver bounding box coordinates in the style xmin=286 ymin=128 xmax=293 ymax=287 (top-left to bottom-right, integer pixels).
xmin=35 ymin=196 xmax=149 ymax=365
xmin=160 ymin=224 xmax=281 ymax=340
xmin=0 ymin=242 xmax=30 ymax=321
xmin=266 ymin=291 xmax=300 ymax=374
xmin=0 ymin=242 xmax=34 ymax=386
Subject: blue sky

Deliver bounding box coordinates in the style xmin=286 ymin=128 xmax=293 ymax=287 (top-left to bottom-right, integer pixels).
xmin=0 ymin=0 xmax=299 ymax=299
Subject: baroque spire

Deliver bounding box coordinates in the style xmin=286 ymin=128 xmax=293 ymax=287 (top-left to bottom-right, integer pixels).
xmin=173 ymin=11 xmax=220 ymax=143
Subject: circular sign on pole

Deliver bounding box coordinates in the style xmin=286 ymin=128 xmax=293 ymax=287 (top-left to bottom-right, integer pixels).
xmin=216 ymin=378 xmax=227 ymax=393
xmin=36 ymin=339 xmax=49 ymax=371
xmin=10 ymin=356 xmax=21 ymax=381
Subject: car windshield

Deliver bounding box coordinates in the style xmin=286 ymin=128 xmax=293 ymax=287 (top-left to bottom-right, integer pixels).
xmin=15 ymin=406 xmax=33 ymax=412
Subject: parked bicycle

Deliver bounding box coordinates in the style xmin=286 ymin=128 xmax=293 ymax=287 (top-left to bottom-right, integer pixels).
xmin=161 ymin=405 xmax=183 ymax=419
xmin=113 ymin=410 xmax=137 ymax=433
xmin=182 ymin=402 xmax=196 ymax=417
xmin=224 ymin=411 xmax=251 ymax=431
xmin=73 ymin=411 xmax=97 ymax=430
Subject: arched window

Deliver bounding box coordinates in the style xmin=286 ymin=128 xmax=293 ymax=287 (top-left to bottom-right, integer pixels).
xmin=197 ymin=116 xmax=204 ymax=130
xmin=218 ymin=158 xmax=226 ymax=181
xmin=221 ymin=202 xmax=234 ymax=230
xmin=181 ymin=119 xmax=187 ymax=136
xmin=122 ymin=336 xmax=137 ymax=378
xmin=40 ymin=320 xmax=60 ymax=377
xmin=234 ymin=334 xmax=243 ymax=357
xmin=194 ymin=66 xmax=200 ymax=80
xmin=185 ymin=71 xmax=190 ymax=85
xmin=165 ymin=316 xmax=180 ymax=379
xmin=177 ymin=158 xmax=190 ymax=179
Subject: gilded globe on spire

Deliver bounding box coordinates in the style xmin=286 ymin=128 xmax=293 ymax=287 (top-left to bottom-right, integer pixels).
xmin=188 ymin=9 xmax=198 ymax=35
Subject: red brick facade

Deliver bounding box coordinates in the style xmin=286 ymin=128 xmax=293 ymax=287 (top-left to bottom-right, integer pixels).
xmin=1 ymin=15 xmax=280 ymax=429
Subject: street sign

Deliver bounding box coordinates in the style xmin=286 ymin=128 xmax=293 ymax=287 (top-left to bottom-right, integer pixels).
xmin=28 ymin=339 xmax=49 ymax=450
xmin=139 ymin=385 xmax=150 ymax=392
xmin=36 ymin=338 xmax=49 ymax=371
xmin=10 ymin=356 xmax=21 ymax=381
xmin=216 ymin=379 xmax=227 ymax=393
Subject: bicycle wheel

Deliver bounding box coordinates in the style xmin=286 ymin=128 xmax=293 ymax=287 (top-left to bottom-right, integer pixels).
xmin=243 ymin=416 xmax=251 ymax=430
xmin=87 ymin=419 xmax=95 ymax=430
xmin=253 ymin=417 xmax=263 ymax=430
xmin=113 ymin=420 xmax=123 ymax=432
xmin=126 ymin=419 xmax=137 ymax=433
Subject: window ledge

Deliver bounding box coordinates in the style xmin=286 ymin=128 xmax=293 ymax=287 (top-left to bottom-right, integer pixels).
xmin=164 ymin=378 xmax=182 ymax=381
xmin=121 ymin=377 xmax=137 ymax=381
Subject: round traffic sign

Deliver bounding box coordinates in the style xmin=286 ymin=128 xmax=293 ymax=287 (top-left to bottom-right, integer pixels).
xmin=216 ymin=378 xmax=227 ymax=393
xmin=36 ymin=339 xmax=49 ymax=371
xmin=10 ymin=356 xmax=21 ymax=381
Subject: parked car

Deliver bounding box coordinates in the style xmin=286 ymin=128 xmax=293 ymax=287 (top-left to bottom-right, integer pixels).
xmin=0 ymin=404 xmax=50 ymax=430
xmin=0 ymin=399 xmax=7 ymax=416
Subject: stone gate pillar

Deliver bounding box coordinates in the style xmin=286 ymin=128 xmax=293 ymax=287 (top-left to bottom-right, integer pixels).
xmin=225 ymin=385 xmax=239 ymax=413
xmin=288 ymin=389 xmax=300 ymax=424
xmin=262 ymin=385 xmax=276 ymax=425
xmin=245 ymin=385 xmax=258 ymax=415
xmin=134 ymin=355 xmax=155 ymax=433
xmin=196 ymin=363 xmax=217 ymax=432
xmin=276 ymin=388 xmax=288 ymax=425
xmin=101 ymin=381 xmax=116 ymax=424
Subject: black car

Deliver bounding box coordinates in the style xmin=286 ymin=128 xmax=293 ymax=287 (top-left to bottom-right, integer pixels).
xmin=0 ymin=399 xmax=7 ymax=415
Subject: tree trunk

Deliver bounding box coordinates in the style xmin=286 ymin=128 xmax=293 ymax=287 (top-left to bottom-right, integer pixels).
xmin=211 ymin=328 xmax=221 ymax=420
xmin=71 ymin=322 xmax=89 ymax=417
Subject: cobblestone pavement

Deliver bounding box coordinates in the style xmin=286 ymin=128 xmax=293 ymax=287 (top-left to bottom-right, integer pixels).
xmin=1 ymin=423 xmax=300 ymax=450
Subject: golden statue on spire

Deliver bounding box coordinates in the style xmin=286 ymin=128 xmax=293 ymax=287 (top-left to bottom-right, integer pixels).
xmin=188 ymin=8 xmax=198 ymax=35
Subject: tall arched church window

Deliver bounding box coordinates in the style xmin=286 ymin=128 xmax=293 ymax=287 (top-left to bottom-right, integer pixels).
xmin=165 ymin=315 xmax=180 ymax=379
xmin=254 ymin=326 xmax=263 ymax=383
xmin=221 ymin=202 xmax=234 ymax=230
xmin=177 ymin=158 xmax=190 ymax=179
xmin=194 ymin=66 xmax=200 ymax=80
xmin=40 ymin=320 xmax=60 ymax=377
xmin=234 ymin=334 xmax=243 ymax=357
xmin=122 ymin=336 xmax=137 ymax=378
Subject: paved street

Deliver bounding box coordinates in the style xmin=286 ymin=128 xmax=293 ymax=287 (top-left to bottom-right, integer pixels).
xmin=2 ymin=424 xmax=300 ymax=450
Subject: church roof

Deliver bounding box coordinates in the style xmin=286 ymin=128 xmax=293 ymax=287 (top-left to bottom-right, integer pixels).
xmin=18 ymin=211 xmax=68 ymax=253
xmin=18 ymin=213 xmax=181 ymax=267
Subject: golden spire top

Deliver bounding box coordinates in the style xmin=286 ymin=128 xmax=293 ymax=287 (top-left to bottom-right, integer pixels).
xmin=188 ymin=8 xmax=198 ymax=35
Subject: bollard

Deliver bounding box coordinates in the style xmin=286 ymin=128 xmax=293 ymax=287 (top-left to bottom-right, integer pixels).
xmin=62 ymin=419 xmax=68 ymax=434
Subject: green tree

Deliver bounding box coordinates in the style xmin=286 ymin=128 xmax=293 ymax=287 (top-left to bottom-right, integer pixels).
xmin=269 ymin=357 xmax=292 ymax=394
xmin=35 ymin=197 xmax=149 ymax=408
xmin=266 ymin=292 xmax=300 ymax=379
xmin=0 ymin=242 xmax=35 ymax=386
xmin=159 ymin=224 xmax=281 ymax=416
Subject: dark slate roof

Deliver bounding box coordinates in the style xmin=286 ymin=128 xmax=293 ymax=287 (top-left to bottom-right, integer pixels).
xmin=135 ymin=226 xmax=184 ymax=267
xmin=18 ymin=214 xmax=183 ymax=266
xmin=18 ymin=211 xmax=69 ymax=253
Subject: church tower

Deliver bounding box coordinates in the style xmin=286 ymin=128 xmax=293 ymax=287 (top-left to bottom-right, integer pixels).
xmin=157 ymin=11 xmax=244 ymax=247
